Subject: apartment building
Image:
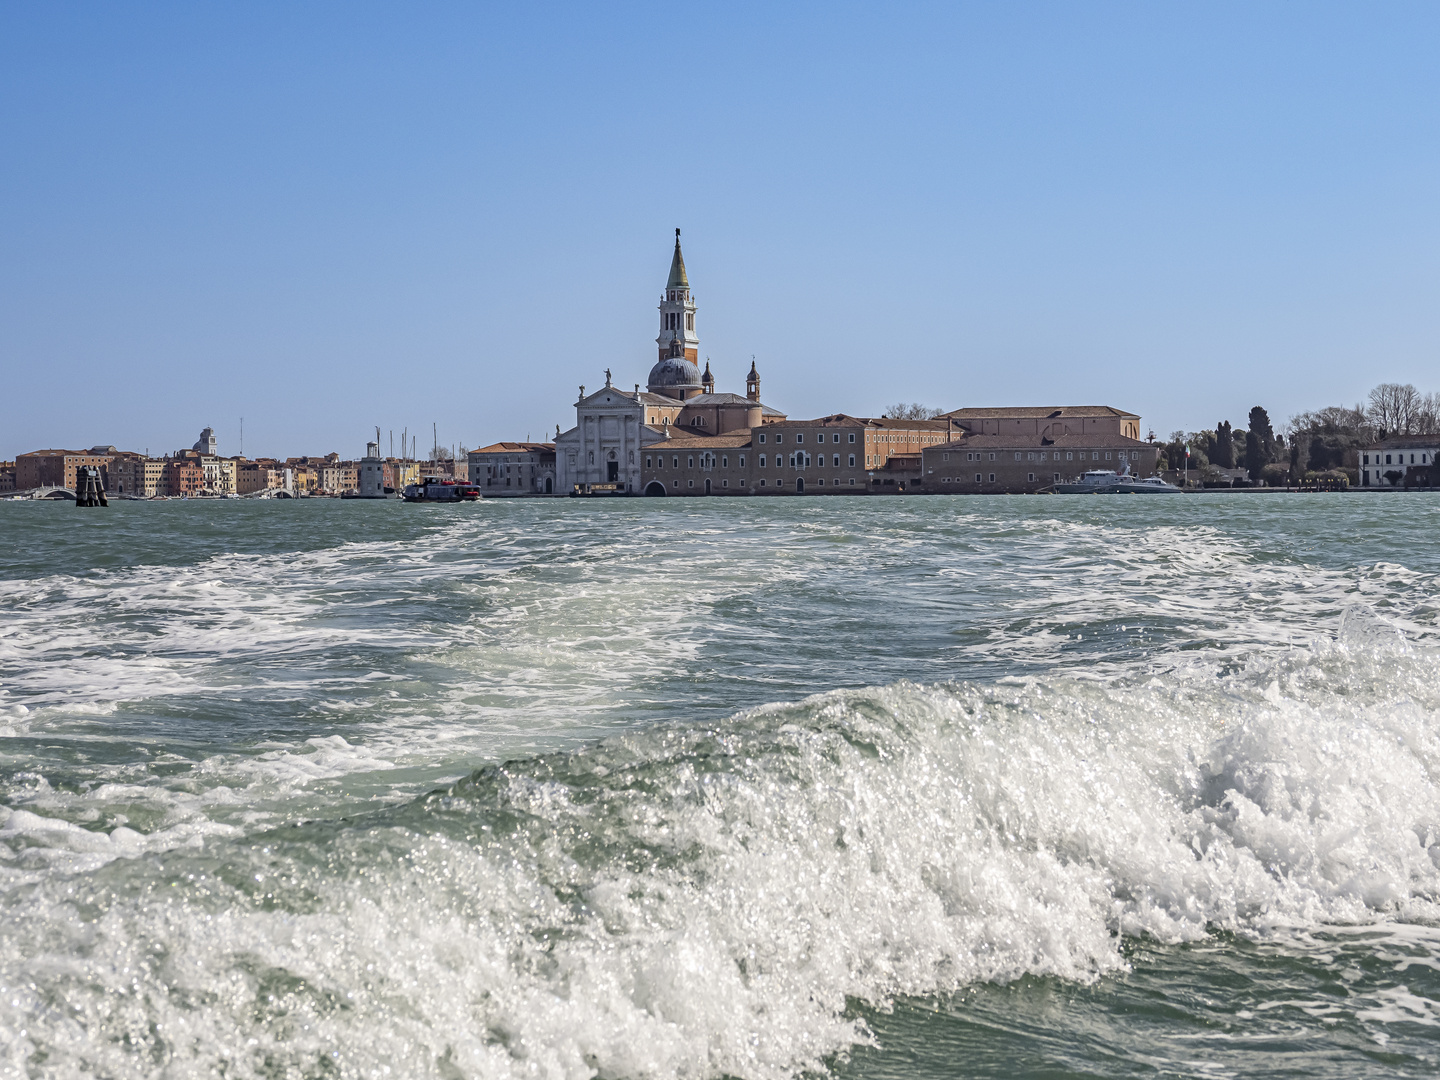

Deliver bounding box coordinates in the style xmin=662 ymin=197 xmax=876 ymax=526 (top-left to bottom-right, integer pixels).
xmin=15 ymin=448 xmax=117 ymax=492
xmin=921 ymin=433 xmax=1159 ymax=493
xmin=469 ymin=442 xmax=557 ymax=495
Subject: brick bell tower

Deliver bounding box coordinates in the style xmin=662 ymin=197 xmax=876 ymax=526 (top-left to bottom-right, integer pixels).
xmin=656 ymin=229 xmax=699 ymax=364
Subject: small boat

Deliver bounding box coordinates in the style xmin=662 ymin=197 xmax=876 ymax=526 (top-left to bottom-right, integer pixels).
xmin=402 ymin=476 xmax=482 ymax=502
xmin=1051 ymin=468 xmax=1182 ymax=494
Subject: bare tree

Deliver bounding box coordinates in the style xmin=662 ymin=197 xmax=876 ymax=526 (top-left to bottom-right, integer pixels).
xmin=883 ymin=403 xmax=945 ymax=420
xmin=1366 ymin=383 xmax=1422 ymax=436
xmin=1416 ymin=392 xmax=1440 ymax=435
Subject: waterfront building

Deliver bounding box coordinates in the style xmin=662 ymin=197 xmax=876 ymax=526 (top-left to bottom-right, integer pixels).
xmin=167 ymin=459 xmax=204 ymax=497
xmin=0 ymin=462 xmax=13 ymax=492
xmin=15 ymin=448 xmax=117 ymax=492
xmin=941 ymin=405 xmax=1142 ymax=441
xmin=237 ymin=461 xmax=283 ymax=494
xmin=920 ymin=433 xmax=1160 ymax=493
xmin=639 ymin=415 xmax=953 ymax=496
xmin=1359 ymin=438 xmax=1438 ymax=487
xmin=469 ymin=442 xmax=556 ymax=495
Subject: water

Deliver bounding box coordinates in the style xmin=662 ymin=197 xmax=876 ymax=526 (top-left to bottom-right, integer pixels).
xmin=1 ymin=494 xmax=1438 ymax=1079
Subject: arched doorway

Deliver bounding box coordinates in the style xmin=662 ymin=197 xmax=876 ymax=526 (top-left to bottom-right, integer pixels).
xmin=796 ymin=477 xmax=805 ymax=493
xmin=544 ymin=477 xmax=552 ymax=493
xmin=704 ymin=478 xmax=711 ymax=494
xmin=644 ymin=481 xmax=667 ymax=497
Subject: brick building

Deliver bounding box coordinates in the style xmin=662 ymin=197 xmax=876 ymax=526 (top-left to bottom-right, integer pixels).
xmin=920 ymin=433 xmax=1159 ymax=493
xmin=15 ymin=449 xmax=117 ymax=492
xmin=470 ymin=442 xmax=556 ymax=495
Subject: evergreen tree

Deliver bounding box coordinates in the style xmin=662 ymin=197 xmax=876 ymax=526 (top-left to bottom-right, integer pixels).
xmin=1214 ymin=421 xmax=1234 ymax=467
xmin=1245 ymin=429 xmax=1264 ymax=478
xmin=1248 ymin=406 xmax=1277 ymax=464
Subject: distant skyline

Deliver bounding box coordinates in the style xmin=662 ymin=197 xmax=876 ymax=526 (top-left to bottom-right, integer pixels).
xmin=4 ymin=2 xmax=1440 ymax=460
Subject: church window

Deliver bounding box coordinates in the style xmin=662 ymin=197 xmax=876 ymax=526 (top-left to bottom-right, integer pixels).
xmin=646 ymin=456 xmax=652 ymax=468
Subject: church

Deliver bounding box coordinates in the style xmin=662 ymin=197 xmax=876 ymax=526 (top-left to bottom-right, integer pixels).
xmin=553 ymin=230 xmax=785 ymax=494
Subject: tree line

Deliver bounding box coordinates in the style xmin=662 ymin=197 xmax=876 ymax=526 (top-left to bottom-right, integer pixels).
xmin=1159 ymin=383 xmax=1440 ymax=483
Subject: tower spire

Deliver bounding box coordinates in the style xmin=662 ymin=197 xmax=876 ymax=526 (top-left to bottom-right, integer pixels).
xmin=667 ymin=228 xmax=689 ymax=289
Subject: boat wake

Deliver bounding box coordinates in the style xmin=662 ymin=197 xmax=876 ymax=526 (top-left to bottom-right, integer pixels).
xmin=3 ymin=622 xmax=1438 ymax=1079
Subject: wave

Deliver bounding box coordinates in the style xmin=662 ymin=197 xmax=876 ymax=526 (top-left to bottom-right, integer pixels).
xmin=3 ymin=630 xmax=1439 ymax=1079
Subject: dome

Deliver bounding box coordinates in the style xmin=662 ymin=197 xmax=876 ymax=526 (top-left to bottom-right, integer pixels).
xmin=647 ymin=356 xmax=702 ymax=391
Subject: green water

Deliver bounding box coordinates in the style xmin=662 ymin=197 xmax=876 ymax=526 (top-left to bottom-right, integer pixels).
xmin=1 ymin=494 xmax=1438 ymax=1078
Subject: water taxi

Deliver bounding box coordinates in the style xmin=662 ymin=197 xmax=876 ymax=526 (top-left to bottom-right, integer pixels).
xmin=401 ymin=477 xmax=482 ymax=502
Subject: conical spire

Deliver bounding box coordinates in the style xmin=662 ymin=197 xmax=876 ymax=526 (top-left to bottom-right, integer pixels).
xmin=667 ymin=228 xmax=689 ymax=289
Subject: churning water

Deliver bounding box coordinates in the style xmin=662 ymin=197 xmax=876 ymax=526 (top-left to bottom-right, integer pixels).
xmin=1 ymin=494 xmax=1439 ymax=1078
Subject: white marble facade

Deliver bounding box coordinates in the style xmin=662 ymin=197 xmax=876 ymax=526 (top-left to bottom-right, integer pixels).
xmin=554 ymin=374 xmax=666 ymax=493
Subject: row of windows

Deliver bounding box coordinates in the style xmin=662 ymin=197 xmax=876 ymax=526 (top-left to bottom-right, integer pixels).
xmin=663 ymin=477 xmax=862 ymax=489
xmin=940 ymin=450 xmax=1142 ymax=463
xmin=1363 ymin=452 xmax=1431 ymax=465
xmin=646 ymin=453 xmax=862 ymax=470
xmin=757 ymin=432 xmax=857 ymax=445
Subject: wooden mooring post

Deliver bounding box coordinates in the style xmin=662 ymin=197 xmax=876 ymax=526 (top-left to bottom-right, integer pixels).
xmin=76 ymin=465 xmax=108 ymax=507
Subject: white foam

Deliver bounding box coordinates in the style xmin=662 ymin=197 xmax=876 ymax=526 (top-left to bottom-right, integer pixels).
xmin=3 ymin=647 xmax=1440 ymax=1078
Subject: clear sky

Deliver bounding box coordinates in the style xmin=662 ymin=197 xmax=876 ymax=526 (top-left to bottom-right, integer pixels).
xmin=3 ymin=2 xmax=1438 ymax=460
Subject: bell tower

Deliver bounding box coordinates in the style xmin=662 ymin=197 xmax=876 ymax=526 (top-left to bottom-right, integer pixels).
xmin=657 ymin=229 xmax=699 ymax=365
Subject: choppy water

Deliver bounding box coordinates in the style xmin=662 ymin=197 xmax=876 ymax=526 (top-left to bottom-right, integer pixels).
xmin=2 ymin=494 xmax=1439 ymax=1079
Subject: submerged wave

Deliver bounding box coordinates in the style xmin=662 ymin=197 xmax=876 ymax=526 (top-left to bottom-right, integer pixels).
xmin=3 ymin=629 xmax=1439 ymax=1079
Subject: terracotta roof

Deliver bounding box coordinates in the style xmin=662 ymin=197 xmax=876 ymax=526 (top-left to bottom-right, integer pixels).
xmin=1367 ymin=436 xmax=1440 ymax=449
xmin=929 ymin=433 xmax=1154 ymax=450
xmin=470 ymin=442 xmax=555 ymax=454
xmin=771 ymin=414 xmax=950 ymax=430
xmin=646 ymin=433 xmax=753 ymax=449
xmin=941 ymin=405 xmax=1139 ymax=420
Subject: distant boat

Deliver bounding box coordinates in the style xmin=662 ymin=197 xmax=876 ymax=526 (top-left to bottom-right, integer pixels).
xmin=402 ymin=477 xmax=482 ymax=502
xmin=1051 ymin=469 xmax=1182 ymax=494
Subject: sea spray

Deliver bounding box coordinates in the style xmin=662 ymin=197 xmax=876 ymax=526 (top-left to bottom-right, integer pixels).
xmin=4 ymin=646 xmax=1439 ymax=1079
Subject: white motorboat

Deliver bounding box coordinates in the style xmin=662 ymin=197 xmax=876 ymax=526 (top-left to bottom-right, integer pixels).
xmin=1051 ymin=468 xmax=1182 ymax=494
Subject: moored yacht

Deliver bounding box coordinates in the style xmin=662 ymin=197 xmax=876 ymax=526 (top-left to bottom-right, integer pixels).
xmin=1051 ymin=468 xmax=1182 ymax=494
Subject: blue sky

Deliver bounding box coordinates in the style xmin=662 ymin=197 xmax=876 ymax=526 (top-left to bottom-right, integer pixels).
xmin=2 ymin=2 xmax=1438 ymax=459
